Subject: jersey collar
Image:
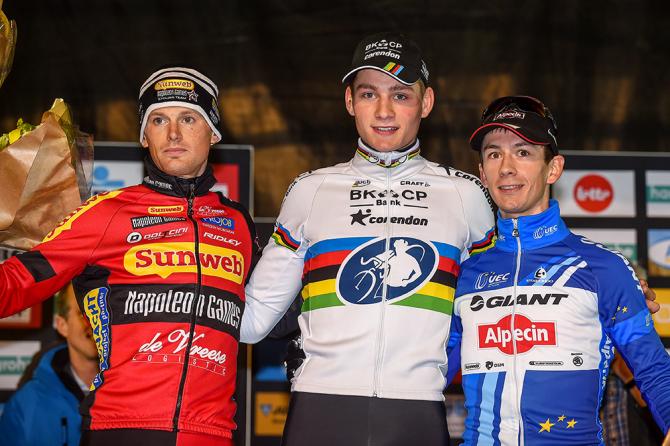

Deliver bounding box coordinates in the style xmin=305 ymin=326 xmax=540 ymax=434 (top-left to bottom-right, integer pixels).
xmin=351 ymin=139 xmax=424 ymax=181
xmin=495 ymin=199 xmax=570 ymax=251
xmin=142 ymin=157 xmax=216 ymax=198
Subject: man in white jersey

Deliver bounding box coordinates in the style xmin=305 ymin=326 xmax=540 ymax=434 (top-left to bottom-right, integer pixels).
xmin=241 ymin=32 xmax=496 ymax=445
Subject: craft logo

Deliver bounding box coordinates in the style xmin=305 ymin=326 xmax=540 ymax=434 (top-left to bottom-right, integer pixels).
xmin=124 ymin=242 xmax=244 ymax=283
xmin=573 ymin=174 xmax=613 ymax=213
xmin=154 ymin=79 xmax=194 ymax=91
xmin=474 ymin=272 xmax=510 ymax=290
xmin=337 ymin=237 xmax=437 ymax=305
xmin=84 ymin=287 xmax=111 ymax=389
xmin=478 ymin=314 xmax=557 ymax=354
xmin=148 ymin=206 xmax=184 ymax=215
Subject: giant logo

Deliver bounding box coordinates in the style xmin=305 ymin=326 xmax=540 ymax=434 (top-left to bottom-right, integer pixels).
xmin=124 ymin=242 xmax=244 ymax=283
xmin=337 ymin=237 xmax=437 ymax=305
xmin=478 ymin=314 xmax=556 ymax=355
xmin=574 ymin=174 xmax=613 ymax=213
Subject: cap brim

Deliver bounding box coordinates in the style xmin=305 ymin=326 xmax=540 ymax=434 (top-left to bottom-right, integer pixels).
xmin=341 ymin=65 xmax=419 ymax=86
xmin=469 ymin=123 xmax=553 ymax=152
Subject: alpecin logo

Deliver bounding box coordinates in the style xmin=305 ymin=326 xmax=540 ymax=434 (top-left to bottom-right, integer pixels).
xmin=478 ymin=314 xmax=556 ymax=355
xmin=337 ymin=237 xmax=437 ymax=305
xmin=123 ymin=242 xmax=244 ymax=283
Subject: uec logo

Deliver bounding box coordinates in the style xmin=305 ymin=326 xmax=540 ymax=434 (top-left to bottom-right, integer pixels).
xmin=337 ymin=237 xmax=438 ymax=305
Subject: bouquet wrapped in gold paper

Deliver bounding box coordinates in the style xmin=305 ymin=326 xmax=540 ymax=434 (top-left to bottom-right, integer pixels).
xmin=0 ymin=0 xmax=16 ymax=88
xmin=0 ymin=99 xmax=94 ymax=250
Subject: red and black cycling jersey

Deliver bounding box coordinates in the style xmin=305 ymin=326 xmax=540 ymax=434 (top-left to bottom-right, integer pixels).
xmin=0 ymin=159 xmax=257 ymax=439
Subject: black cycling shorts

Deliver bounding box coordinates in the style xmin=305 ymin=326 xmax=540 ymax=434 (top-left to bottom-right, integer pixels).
xmin=280 ymin=391 xmax=450 ymax=446
xmin=80 ymin=429 xmax=234 ymax=446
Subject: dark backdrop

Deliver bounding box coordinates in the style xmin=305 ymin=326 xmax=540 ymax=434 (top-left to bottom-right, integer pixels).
xmin=1 ymin=0 xmax=669 ymax=215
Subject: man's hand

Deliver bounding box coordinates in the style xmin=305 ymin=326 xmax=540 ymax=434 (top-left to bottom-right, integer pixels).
xmin=641 ymin=279 xmax=660 ymax=314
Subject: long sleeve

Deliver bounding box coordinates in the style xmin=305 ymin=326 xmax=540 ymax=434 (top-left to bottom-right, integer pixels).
xmin=240 ymin=172 xmax=323 ymax=343
xmin=596 ymin=252 xmax=670 ymax=433
xmin=0 ymin=191 xmax=121 ymax=317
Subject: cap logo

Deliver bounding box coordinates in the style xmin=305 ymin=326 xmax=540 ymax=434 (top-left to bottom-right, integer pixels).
xmin=494 ymin=110 xmax=525 ymax=121
xmin=365 ymin=39 xmax=403 ymax=51
xmin=154 ymin=79 xmax=194 ymax=91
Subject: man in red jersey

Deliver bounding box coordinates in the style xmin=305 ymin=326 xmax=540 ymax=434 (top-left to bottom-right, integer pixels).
xmin=0 ymin=66 xmax=257 ymax=446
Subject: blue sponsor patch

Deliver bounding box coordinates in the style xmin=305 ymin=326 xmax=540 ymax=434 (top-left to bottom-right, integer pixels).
xmin=84 ymin=287 xmax=111 ymax=389
xmin=202 ymin=217 xmax=235 ymax=230
xmin=337 ymin=237 xmax=437 ymax=304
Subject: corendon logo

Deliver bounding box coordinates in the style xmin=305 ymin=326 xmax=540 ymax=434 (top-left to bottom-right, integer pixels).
xmin=478 ymin=314 xmax=556 ymax=355
xmin=124 ymin=242 xmax=244 ymax=283
xmin=574 ymin=174 xmax=613 ymax=213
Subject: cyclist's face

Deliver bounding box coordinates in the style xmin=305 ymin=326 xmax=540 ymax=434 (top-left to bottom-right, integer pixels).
xmin=345 ymin=69 xmax=434 ymax=152
xmin=141 ymin=106 xmax=218 ymax=178
xmin=479 ymin=129 xmax=564 ymax=219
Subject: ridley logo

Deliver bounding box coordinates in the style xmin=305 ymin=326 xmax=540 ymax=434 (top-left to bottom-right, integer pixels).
xmin=123 ymin=242 xmax=244 ymax=283
xmin=478 ymin=314 xmax=556 ymax=355
xmin=574 ymin=174 xmax=613 ymax=213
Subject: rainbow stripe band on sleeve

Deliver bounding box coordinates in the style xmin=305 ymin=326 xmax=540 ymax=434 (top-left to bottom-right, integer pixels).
xmin=300 ymin=238 xmax=461 ymax=315
xmin=468 ymin=227 xmax=496 ymax=257
xmin=271 ymin=222 xmax=300 ymax=252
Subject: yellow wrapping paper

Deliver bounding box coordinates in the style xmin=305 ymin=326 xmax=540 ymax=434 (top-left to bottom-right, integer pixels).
xmin=0 ymin=102 xmax=93 ymax=250
xmin=0 ymin=0 xmax=17 ymax=88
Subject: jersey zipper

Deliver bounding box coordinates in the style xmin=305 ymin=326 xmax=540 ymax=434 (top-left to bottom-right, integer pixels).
xmin=372 ymin=168 xmax=392 ymax=397
xmin=172 ymin=183 xmax=202 ymax=430
xmin=511 ymin=218 xmax=524 ymax=444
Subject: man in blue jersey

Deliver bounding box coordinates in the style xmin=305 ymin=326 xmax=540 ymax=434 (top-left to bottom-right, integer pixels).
xmin=449 ymin=95 xmax=670 ymax=445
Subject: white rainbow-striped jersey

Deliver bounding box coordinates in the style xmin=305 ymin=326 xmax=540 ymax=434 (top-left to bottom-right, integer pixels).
xmin=242 ymin=139 xmax=495 ymax=401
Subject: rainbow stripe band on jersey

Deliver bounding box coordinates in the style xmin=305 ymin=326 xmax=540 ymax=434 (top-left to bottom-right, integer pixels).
xmin=300 ymin=237 xmax=460 ymax=314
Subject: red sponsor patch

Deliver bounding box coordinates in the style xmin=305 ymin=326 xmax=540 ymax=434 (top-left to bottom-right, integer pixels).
xmin=478 ymin=314 xmax=556 ymax=355
xmin=573 ymin=174 xmax=613 ymax=213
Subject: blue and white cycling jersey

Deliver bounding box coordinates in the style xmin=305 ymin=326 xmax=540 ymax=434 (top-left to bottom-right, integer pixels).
xmin=450 ymin=200 xmax=670 ymax=445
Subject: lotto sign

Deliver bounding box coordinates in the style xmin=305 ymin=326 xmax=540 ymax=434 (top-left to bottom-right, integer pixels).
xmin=574 ymin=228 xmax=637 ymax=261
xmin=553 ymin=170 xmax=635 ymax=217
xmin=646 ymin=171 xmax=670 ymax=217
xmin=651 ymin=289 xmax=670 ymax=337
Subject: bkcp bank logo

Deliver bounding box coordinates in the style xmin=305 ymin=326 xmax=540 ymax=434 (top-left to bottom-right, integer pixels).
xmin=124 ymin=242 xmax=244 ymax=283
xmin=478 ymin=314 xmax=557 ymax=355
xmin=336 ymin=237 xmax=437 ymax=305
xmin=574 ymin=174 xmax=613 ymax=213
